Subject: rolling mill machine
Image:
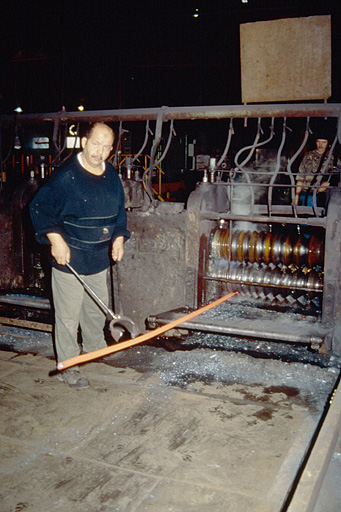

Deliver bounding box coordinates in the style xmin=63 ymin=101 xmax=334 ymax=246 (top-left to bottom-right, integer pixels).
xmin=146 ymin=106 xmax=341 ymax=356
xmin=1 ymin=104 xmax=341 ymax=355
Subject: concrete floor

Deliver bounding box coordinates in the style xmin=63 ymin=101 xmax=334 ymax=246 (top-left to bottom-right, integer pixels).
xmin=0 ymin=326 xmax=340 ymax=512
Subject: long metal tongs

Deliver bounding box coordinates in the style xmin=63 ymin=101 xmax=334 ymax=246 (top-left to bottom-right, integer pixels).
xmin=65 ymin=262 xmax=139 ymax=342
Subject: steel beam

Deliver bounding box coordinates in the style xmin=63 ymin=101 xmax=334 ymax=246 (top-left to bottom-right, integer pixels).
xmin=1 ymin=103 xmax=341 ymax=124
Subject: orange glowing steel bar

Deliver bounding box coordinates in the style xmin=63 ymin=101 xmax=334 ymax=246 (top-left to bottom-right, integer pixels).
xmin=57 ymin=292 xmax=237 ymax=370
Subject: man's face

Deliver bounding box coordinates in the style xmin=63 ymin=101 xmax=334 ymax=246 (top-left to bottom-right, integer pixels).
xmin=316 ymin=138 xmax=328 ymax=155
xmin=81 ymin=125 xmax=114 ymax=172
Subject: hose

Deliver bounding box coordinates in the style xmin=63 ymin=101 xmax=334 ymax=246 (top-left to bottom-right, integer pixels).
xmin=113 ymin=121 xmax=129 ymax=169
xmin=142 ymin=109 xmax=174 ymax=201
xmin=132 ymin=120 xmax=153 ymax=165
xmin=217 ymin=119 xmax=234 ymax=168
xmin=234 ymin=118 xmax=275 ymax=212
xmin=268 ymin=117 xmax=288 ymax=215
xmin=287 ymin=117 xmax=310 ymax=217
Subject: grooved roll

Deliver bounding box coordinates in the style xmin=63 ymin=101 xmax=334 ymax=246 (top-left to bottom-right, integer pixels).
xmin=210 ymin=260 xmax=323 ymax=301
xmin=210 ymin=228 xmax=324 ymax=268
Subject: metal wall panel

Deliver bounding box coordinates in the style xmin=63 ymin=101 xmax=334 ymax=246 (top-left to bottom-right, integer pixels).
xmin=240 ymin=16 xmax=331 ymax=103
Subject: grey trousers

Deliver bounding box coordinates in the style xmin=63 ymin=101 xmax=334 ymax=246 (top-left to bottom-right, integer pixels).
xmin=51 ymin=267 xmax=108 ymax=364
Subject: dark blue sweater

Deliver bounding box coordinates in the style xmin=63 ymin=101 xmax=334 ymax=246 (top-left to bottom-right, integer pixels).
xmin=30 ymin=156 xmax=130 ymax=274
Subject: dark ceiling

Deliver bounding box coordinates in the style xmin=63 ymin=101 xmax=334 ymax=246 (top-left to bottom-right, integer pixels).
xmin=1 ymin=0 xmax=340 ymax=114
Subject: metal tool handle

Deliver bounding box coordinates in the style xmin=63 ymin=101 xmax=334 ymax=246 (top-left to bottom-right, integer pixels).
xmin=65 ymin=262 xmax=117 ymax=320
xmin=115 ymin=262 xmax=123 ymax=316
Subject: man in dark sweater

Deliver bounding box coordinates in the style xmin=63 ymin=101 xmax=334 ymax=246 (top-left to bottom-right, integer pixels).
xmin=30 ymin=123 xmax=130 ymax=388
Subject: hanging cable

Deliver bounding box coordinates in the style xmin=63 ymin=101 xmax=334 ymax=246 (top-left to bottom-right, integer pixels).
xmin=154 ymin=119 xmax=175 ymax=167
xmin=58 ymin=123 xmax=80 ymax=166
xmin=217 ymin=118 xmax=234 ymax=168
xmin=287 ymin=117 xmax=310 ymax=217
xmin=234 ymin=118 xmax=275 ymax=212
xmin=113 ymin=121 xmax=129 ymax=169
xmin=234 ymin=119 xmax=261 ymax=213
xmin=141 ymin=107 xmax=170 ymax=201
xmin=132 ymin=120 xmax=153 ymax=165
xmin=268 ymin=117 xmax=288 ymax=216
xmin=142 ymin=119 xmax=175 ymax=202
xmin=51 ymin=119 xmax=68 ymax=166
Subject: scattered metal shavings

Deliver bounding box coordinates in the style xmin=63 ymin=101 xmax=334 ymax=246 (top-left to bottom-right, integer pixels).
xmin=0 ymin=326 xmax=53 ymax=357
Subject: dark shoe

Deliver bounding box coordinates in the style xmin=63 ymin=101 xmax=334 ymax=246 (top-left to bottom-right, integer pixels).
xmin=57 ymin=369 xmax=90 ymax=388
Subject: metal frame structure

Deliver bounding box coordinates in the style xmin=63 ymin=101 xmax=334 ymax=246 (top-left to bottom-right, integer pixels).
xmin=1 ymin=103 xmax=341 ymax=354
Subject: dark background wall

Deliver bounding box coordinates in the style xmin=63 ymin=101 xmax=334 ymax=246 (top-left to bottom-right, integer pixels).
xmin=1 ymin=0 xmax=340 ymax=115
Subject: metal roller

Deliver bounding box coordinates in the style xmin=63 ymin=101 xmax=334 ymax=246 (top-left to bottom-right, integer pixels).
xmin=209 ymin=227 xmax=324 ymax=304
xmin=210 ymin=228 xmax=324 ymax=268
xmin=209 ymin=260 xmax=323 ymax=302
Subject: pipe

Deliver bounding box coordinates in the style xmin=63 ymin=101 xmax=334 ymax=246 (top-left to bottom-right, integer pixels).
xmin=51 ymin=120 xmax=68 ymax=166
xmin=144 ymin=108 xmax=165 ymax=193
xmin=204 ymin=212 xmax=327 ymax=227
xmin=57 ymin=291 xmax=237 ymax=370
xmin=154 ymin=118 xmax=175 ymax=167
xmin=217 ymin=118 xmax=234 ymax=167
xmin=268 ymin=117 xmax=287 ymax=215
xmin=113 ymin=122 xmax=129 ymax=169
xmin=233 ymin=117 xmax=263 ymax=211
xmin=59 ymin=122 xmax=80 ymax=166
xmin=131 ymin=120 xmax=152 ymax=165
xmin=2 ymin=104 xmax=341 ymax=124
xmin=234 ymin=117 xmax=276 ymax=213
xmin=287 ymin=117 xmax=310 ymax=214
xmin=153 ymin=318 xmax=324 ymax=345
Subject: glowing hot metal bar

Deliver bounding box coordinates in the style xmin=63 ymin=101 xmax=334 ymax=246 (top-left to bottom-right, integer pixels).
xmin=57 ymin=291 xmax=237 ymax=370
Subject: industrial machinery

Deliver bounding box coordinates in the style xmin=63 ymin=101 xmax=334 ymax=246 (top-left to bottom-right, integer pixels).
xmin=0 ymin=104 xmax=340 ymax=354
xmin=140 ymin=106 xmax=341 ymax=356
xmin=152 ymin=170 xmax=341 ymax=355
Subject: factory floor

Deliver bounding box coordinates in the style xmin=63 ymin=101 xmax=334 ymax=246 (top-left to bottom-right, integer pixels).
xmin=0 ymin=326 xmax=340 ymax=512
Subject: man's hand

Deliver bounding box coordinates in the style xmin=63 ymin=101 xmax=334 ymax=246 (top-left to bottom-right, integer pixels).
xmin=46 ymin=233 xmax=70 ymax=265
xmin=111 ymin=236 xmax=124 ymax=262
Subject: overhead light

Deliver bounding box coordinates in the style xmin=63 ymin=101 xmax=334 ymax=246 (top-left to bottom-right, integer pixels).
xmin=14 ymin=106 xmax=23 ymax=113
xmin=192 ymin=8 xmax=199 ymax=18
xmin=78 ymin=98 xmax=85 ymax=111
xmin=14 ymin=135 xmax=21 ymax=150
xmin=14 ymin=124 xmax=22 ymax=149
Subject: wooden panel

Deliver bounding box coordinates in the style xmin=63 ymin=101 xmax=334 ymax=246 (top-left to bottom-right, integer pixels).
xmin=0 ymin=317 xmax=53 ymax=332
xmin=240 ymin=16 xmax=331 ymax=103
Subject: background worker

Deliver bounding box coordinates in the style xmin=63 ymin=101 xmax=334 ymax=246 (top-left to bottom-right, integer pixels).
xmin=295 ymin=130 xmax=335 ymax=207
xmin=30 ymin=123 xmax=130 ymax=388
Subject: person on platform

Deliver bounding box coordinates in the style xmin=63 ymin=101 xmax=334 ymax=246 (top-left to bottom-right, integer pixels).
xmin=295 ymin=130 xmax=335 ymax=207
xmin=30 ymin=123 xmax=130 ymax=388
